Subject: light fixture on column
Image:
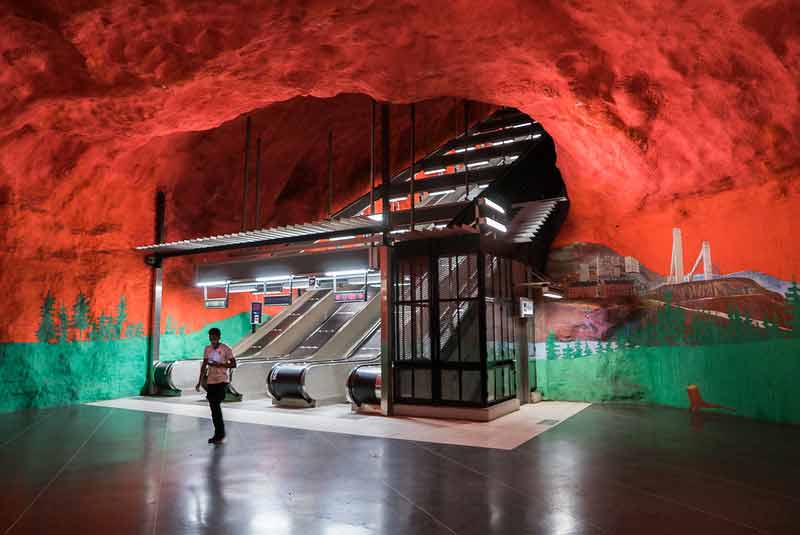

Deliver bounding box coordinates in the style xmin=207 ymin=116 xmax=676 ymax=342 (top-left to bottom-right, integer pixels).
xmin=542 ymin=285 xmax=564 ymax=299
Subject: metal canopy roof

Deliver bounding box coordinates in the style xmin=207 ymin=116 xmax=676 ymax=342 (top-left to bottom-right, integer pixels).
xmin=135 ymin=108 xmax=563 ymax=259
xmin=136 ymin=215 xmax=383 ymax=257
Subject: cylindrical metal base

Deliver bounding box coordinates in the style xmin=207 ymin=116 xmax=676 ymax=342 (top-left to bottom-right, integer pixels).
xmin=346 ymin=365 xmax=381 ymax=406
xmin=267 ymin=363 xmax=311 ymax=403
xmin=153 ymin=361 xmax=176 ymax=391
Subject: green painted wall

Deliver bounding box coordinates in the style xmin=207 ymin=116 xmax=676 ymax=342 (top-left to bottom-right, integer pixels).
xmin=0 ymin=296 xmax=252 ymax=413
xmin=0 ymin=338 xmax=147 ymax=412
xmin=535 ymin=278 xmax=800 ymax=424
xmin=158 ymin=312 xmax=251 ymax=361
xmin=536 ymin=339 xmax=800 ymax=424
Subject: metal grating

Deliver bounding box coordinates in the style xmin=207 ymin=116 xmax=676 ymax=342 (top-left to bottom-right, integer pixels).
xmin=508 ymin=198 xmax=565 ymax=243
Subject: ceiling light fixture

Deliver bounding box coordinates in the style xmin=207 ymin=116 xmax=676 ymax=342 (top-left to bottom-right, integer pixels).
xmin=484 ymin=198 xmax=506 ymax=214
xmin=485 ymin=218 xmax=507 ymax=233
xmin=428 ymin=189 xmax=455 ymax=197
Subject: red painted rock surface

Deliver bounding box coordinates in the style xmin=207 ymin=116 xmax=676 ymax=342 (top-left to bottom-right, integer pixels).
xmin=1 ymin=1 xmax=798 ymax=342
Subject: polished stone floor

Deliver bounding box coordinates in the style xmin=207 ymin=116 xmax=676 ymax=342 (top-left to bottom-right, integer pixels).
xmin=1 ymin=403 xmax=799 ymax=535
xmin=91 ymin=396 xmax=590 ymax=449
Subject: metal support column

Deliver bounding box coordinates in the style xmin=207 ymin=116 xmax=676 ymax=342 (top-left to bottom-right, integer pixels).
xmin=379 ymin=102 xmax=394 ymax=415
xmin=369 ymin=99 xmax=378 ymax=269
xmin=380 ymin=245 xmax=395 ymax=416
xmin=241 ymin=116 xmax=251 ymax=231
xmin=380 ymin=103 xmax=392 ymax=236
xmin=463 ymin=100 xmax=470 ymax=199
xmin=144 ymin=190 xmax=166 ymax=395
xmin=477 ymin=253 xmax=489 ymax=405
xmin=369 ymin=100 xmax=376 ymax=216
xmin=409 ymin=103 xmax=416 ymax=231
xmin=327 ymin=129 xmax=334 ymax=218
xmin=254 ymin=136 xmax=263 ymax=229
xmin=146 ymin=266 xmax=163 ymax=394
xmin=517 ymin=316 xmax=530 ymax=405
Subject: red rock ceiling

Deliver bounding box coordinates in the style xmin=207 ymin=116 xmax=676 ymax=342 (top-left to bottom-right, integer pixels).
xmin=0 ymin=1 xmax=798 ymax=342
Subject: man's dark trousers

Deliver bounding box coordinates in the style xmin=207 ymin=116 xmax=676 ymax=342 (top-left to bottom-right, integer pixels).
xmin=206 ymin=382 xmax=227 ymax=438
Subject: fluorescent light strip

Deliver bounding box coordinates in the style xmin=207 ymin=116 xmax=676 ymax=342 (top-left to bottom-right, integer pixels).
xmin=325 ymin=269 xmax=369 ymax=277
xmin=389 ymin=196 xmax=408 ymax=203
xmin=329 ymin=235 xmax=355 ymax=241
xmin=428 ymin=189 xmax=455 ymax=197
xmin=513 ymin=122 xmax=532 ymax=128
xmin=531 ymin=133 xmax=542 ymax=139
xmin=543 ymin=291 xmax=563 ymax=299
xmin=467 ymin=160 xmax=489 ymax=169
xmin=478 ymin=184 xmax=489 ymax=189
xmin=390 ymin=229 xmax=409 ymax=234
xmin=424 ymin=168 xmax=446 ymax=174
xmin=484 ymin=198 xmax=506 ymax=214
xmin=256 ymin=275 xmax=292 ymax=282
xmin=367 ymin=213 xmax=383 ymax=221
xmin=196 ymin=280 xmax=228 ymax=287
xmin=485 ymin=217 xmax=507 ymax=233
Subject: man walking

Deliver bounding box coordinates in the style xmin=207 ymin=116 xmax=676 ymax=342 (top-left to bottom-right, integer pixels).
xmin=196 ymin=327 xmax=236 ymax=444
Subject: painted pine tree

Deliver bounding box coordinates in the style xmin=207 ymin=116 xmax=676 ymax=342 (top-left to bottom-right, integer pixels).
xmin=36 ymin=291 xmax=57 ymax=343
xmin=132 ymin=323 xmax=145 ymax=337
xmin=164 ymin=315 xmax=176 ymax=335
xmin=762 ymin=313 xmax=782 ymax=340
xmin=545 ymin=331 xmax=560 ymax=360
xmin=97 ymin=314 xmax=113 ymax=341
xmin=71 ymin=292 xmax=90 ymax=341
xmin=57 ymin=304 xmax=70 ymax=343
xmin=786 ymin=281 xmax=800 ymax=336
xmin=114 ymin=296 xmax=127 ymax=339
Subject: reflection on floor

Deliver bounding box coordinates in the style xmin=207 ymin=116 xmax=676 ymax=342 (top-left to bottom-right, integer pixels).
xmin=90 ymin=395 xmax=590 ymax=450
xmin=3 ymin=403 xmax=799 ymax=534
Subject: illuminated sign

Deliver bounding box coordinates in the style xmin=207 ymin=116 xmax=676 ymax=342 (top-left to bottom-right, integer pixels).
xmin=519 ymin=297 xmax=534 ymax=318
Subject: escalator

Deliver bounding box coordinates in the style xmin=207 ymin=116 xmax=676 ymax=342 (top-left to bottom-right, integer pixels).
xmin=153 ymin=289 xmax=330 ymax=394
xmin=229 ymin=294 xmax=377 ymax=396
xmin=268 ymin=322 xmax=382 ymax=406
xmin=238 ymin=290 xmax=329 ymax=358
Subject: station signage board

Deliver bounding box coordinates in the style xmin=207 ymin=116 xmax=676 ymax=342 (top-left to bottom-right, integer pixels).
xmin=335 ymin=291 xmax=366 ymax=302
xmin=250 ymin=302 xmax=263 ymax=324
xmin=518 ymin=297 xmax=534 ymax=318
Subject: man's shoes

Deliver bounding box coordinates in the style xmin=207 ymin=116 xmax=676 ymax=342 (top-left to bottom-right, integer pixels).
xmin=208 ymin=435 xmax=225 ymax=444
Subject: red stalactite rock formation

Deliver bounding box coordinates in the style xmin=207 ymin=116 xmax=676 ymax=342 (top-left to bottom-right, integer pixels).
xmin=0 ymin=1 xmax=798 ymax=342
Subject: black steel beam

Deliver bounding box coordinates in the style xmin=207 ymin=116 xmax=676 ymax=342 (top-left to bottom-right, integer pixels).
xmin=241 ymin=116 xmax=251 ymax=231
xmin=381 ymin=103 xmax=392 ymax=237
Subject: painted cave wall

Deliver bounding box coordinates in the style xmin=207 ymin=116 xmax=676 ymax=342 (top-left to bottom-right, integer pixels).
xmin=534 ymin=240 xmax=800 ymax=424
xmin=0 ymin=92 xmax=483 ymax=411
xmin=1 ymin=1 xmax=798 ymax=416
